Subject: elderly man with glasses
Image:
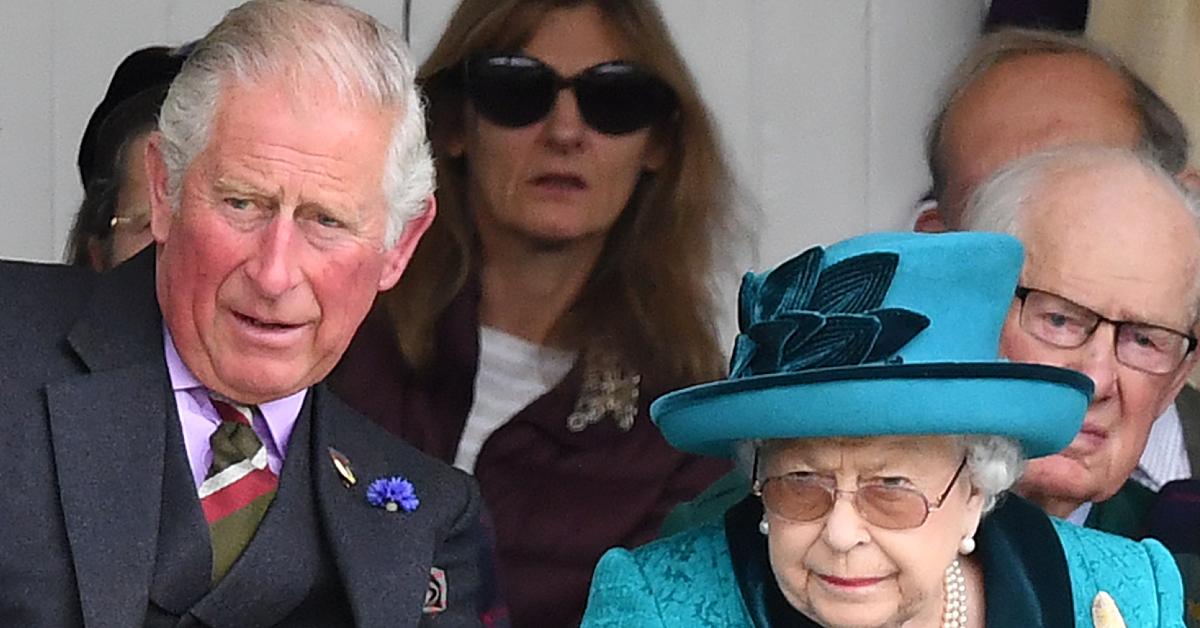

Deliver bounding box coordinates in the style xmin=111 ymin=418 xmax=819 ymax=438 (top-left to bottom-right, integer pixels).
xmin=914 ymin=28 xmax=1200 ymax=527
xmin=965 ymin=144 xmax=1200 ymax=623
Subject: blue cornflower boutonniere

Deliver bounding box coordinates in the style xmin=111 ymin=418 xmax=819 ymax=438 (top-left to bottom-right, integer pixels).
xmin=366 ymin=476 xmax=420 ymax=513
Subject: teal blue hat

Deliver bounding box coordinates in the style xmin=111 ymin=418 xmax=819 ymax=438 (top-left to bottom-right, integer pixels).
xmin=652 ymin=232 xmax=1093 ymax=458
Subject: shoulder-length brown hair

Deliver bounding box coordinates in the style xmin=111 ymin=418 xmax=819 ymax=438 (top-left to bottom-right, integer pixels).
xmin=383 ymin=0 xmax=742 ymax=389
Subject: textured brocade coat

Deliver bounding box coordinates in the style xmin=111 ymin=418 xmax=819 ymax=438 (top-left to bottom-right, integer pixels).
xmin=330 ymin=281 xmax=732 ymax=628
xmin=582 ymin=496 xmax=1186 ymax=627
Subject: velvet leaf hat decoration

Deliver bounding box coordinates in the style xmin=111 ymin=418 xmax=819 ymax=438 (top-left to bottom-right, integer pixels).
xmin=732 ymin=246 xmax=929 ymax=377
xmin=652 ymin=232 xmax=1094 ymax=459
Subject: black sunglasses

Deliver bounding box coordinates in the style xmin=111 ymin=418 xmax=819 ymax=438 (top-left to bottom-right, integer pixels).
xmin=464 ymin=52 xmax=677 ymax=136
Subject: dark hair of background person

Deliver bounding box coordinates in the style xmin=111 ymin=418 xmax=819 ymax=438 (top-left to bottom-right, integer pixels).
xmin=66 ymin=46 xmax=185 ymax=269
xmin=386 ymin=0 xmax=742 ymax=388
xmin=925 ymin=27 xmax=1190 ymax=208
xmin=984 ymin=0 xmax=1089 ymax=32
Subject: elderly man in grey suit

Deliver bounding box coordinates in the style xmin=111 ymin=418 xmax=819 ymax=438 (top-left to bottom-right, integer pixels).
xmin=0 ymin=1 xmax=486 ymax=626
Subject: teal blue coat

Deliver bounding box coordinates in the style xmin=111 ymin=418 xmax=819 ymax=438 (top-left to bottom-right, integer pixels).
xmin=583 ymin=496 xmax=1184 ymax=627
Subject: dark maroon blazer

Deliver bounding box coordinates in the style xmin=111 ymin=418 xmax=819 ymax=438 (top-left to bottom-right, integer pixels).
xmin=330 ymin=283 xmax=731 ymax=628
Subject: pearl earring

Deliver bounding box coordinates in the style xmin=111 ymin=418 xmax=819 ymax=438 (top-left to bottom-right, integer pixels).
xmin=758 ymin=518 xmax=770 ymax=535
xmin=958 ymin=536 xmax=976 ymax=555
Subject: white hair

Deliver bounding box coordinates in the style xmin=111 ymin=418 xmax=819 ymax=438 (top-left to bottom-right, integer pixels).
xmin=157 ymin=0 xmax=433 ymax=247
xmin=960 ymin=434 xmax=1024 ymax=513
xmin=962 ymin=144 xmax=1200 ymax=318
xmin=736 ymin=434 xmax=1025 ymax=515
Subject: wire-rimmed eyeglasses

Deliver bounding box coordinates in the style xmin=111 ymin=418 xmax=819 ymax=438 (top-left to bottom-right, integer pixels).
xmin=752 ymin=455 xmax=968 ymax=530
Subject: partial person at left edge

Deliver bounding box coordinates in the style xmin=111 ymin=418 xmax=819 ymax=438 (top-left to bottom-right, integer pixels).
xmin=67 ymin=44 xmax=188 ymax=271
xmin=0 ymin=1 xmax=488 ymax=626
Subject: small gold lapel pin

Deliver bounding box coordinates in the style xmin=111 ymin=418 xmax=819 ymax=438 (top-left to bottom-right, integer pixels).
xmin=328 ymin=447 xmax=357 ymax=487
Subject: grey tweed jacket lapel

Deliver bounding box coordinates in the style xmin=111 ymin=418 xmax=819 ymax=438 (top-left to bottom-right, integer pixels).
xmin=311 ymin=386 xmax=439 ymax=625
xmin=47 ymin=250 xmax=171 ymax=628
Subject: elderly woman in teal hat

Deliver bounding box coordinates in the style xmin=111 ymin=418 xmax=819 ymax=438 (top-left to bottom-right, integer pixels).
xmin=582 ymin=232 xmax=1185 ymax=627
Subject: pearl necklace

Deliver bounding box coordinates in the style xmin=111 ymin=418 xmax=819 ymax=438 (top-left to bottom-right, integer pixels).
xmin=942 ymin=559 xmax=967 ymax=628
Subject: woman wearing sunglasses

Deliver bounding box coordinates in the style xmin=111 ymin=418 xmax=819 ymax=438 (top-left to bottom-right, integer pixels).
xmin=329 ymin=0 xmax=741 ymax=625
xmin=583 ymin=232 xmax=1185 ymax=627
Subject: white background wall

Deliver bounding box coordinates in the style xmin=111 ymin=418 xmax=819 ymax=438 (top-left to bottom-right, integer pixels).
xmin=0 ymin=0 xmax=984 ymax=269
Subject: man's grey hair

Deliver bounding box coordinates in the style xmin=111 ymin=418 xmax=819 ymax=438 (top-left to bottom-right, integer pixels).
xmin=926 ymin=28 xmax=1190 ymax=214
xmin=963 ymin=144 xmax=1200 ymax=319
xmin=735 ymin=434 xmax=1024 ymax=515
xmin=158 ymin=0 xmax=433 ymax=247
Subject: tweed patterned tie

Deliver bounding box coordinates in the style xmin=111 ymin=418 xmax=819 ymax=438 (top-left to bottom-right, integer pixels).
xmin=198 ymin=396 xmax=278 ymax=583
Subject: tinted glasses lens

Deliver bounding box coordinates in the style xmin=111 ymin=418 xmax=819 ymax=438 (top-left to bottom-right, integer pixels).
xmin=467 ymin=54 xmax=557 ymax=128
xmin=573 ymin=62 xmax=677 ymax=135
xmin=761 ymin=477 xmax=931 ymax=529
xmin=762 ymin=476 xmax=834 ymax=522
xmin=855 ymin=486 xmax=930 ymax=529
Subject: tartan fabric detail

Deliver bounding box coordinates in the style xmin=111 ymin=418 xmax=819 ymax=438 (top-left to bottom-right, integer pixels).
xmin=201 ymin=397 xmax=278 ymax=583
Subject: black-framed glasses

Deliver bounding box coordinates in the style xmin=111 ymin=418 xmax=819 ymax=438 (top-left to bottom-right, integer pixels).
xmin=1014 ymin=286 xmax=1197 ymax=375
xmin=752 ymin=455 xmax=968 ymax=530
xmin=464 ymin=52 xmax=677 ymax=136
